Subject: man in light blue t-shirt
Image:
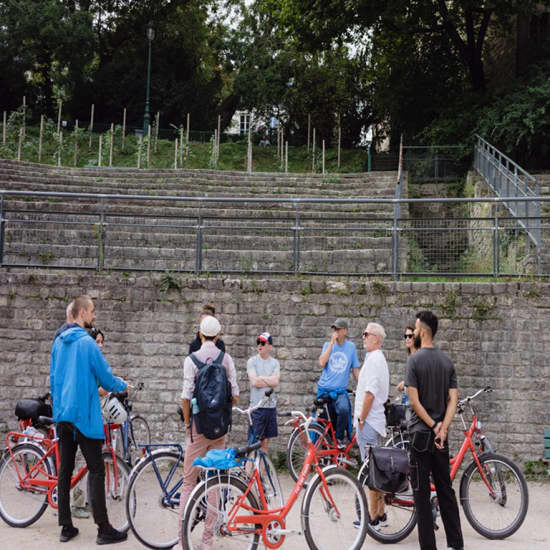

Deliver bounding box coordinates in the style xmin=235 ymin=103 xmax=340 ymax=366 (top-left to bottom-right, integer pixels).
xmin=317 ymin=318 xmax=360 ymax=446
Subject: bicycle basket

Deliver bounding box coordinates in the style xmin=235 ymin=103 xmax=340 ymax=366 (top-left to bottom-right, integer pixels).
xmin=101 ymin=395 xmax=127 ymax=424
xmin=384 ymin=402 xmax=407 ymax=427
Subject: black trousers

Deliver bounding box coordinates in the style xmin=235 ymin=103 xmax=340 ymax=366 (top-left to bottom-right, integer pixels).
xmin=57 ymin=422 xmax=108 ymax=527
xmin=409 ymin=431 xmax=464 ymax=550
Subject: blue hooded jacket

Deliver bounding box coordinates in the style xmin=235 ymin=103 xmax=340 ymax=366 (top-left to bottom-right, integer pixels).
xmin=50 ymin=326 xmax=125 ymax=439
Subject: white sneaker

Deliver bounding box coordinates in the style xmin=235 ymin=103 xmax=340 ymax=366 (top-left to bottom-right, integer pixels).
xmin=71 ymin=506 xmax=90 ymax=519
xmin=377 ymin=513 xmax=388 ymax=528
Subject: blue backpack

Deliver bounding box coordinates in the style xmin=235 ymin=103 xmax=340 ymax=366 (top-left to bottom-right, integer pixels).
xmin=190 ymin=351 xmax=233 ymax=440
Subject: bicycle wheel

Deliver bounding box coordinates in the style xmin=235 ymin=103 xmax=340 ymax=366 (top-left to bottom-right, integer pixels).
xmin=126 ymin=450 xmax=183 ymax=549
xmin=129 ymin=415 xmax=151 ymax=466
xmin=302 ymin=466 xmax=367 ymax=550
xmin=385 ymin=432 xmax=409 ymax=451
xmin=100 ymin=452 xmax=131 ymax=532
xmin=357 ymin=460 xmax=417 ymax=543
xmin=257 ymin=452 xmax=284 ymax=508
xmin=0 ymin=443 xmax=53 ymax=527
xmin=460 ymin=452 xmax=528 ymax=539
xmin=287 ymin=423 xmax=333 ymax=482
xmin=182 ymin=473 xmax=260 ymax=550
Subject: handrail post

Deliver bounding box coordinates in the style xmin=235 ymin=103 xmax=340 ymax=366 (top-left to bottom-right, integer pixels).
xmin=0 ymin=196 xmax=5 ymax=266
xmin=195 ymin=207 xmax=203 ymax=275
xmin=97 ymin=200 xmax=105 ymax=271
xmin=293 ymin=203 xmax=300 ymax=274
xmin=493 ymin=207 xmax=499 ymax=277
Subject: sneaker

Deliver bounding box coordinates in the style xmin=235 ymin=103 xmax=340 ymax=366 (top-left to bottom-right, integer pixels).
xmin=96 ymin=524 xmax=128 ymax=545
xmin=336 ymin=439 xmax=347 ymax=449
xmin=353 ymin=520 xmax=361 ymax=529
xmin=377 ymin=513 xmax=388 ymax=527
xmin=60 ymin=525 xmax=79 ymax=542
xmin=71 ymin=506 xmax=90 ymax=519
xmin=369 ymin=518 xmax=382 ymax=532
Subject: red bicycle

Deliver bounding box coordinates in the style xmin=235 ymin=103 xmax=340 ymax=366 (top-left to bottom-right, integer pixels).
xmin=357 ymin=386 xmax=529 ymax=543
xmin=0 ymin=415 xmax=131 ymax=531
xmin=286 ymin=393 xmax=358 ymax=482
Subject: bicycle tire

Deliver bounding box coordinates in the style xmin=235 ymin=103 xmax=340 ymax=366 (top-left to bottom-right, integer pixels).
xmin=286 ymin=423 xmax=334 ymax=482
xmin=257 ymin=451 xmax=284 ymax=508
xmin=182 ymin=472 xmax=261 ymax=550
xmin=302 ymin=466 xmax=368 ymax=550
xmin=0 ymin=443 xmax=53 ymax=527
xmin=357 ymin=460 xmax=417 ymax=543
xmin=460 ymin=452 xmax=528 ymax=539
xmin=99 ymin=451 xmax=131 ymax=532
xmin=129 ymin=415 xmax=151 ymax=466
xmin=126 ymin=450 xmax=183 ymax=550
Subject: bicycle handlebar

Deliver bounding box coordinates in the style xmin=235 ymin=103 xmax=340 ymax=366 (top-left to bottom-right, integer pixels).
xmin=458 ymin=386 xmax=492 ymax=408
xmin=233 ymin=388 xmax=274 ymax=416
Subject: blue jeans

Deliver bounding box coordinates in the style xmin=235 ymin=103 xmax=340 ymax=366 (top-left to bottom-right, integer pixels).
xmin=332 ymin=392 xmax=350 ymax=441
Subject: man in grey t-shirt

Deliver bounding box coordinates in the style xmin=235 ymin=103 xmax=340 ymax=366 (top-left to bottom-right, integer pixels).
xmin=247 ymin=332 xmax=280 ymax=452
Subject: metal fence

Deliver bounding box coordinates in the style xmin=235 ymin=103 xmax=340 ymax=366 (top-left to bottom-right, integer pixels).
xmin=474 ymin=134 xmax=541 ymax=249
xmin=1 ymin=190 xmax=548 ymax=279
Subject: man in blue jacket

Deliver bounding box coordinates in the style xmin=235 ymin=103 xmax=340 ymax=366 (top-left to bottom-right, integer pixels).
xmin=50 ymin=295 xmax=127 ymax=544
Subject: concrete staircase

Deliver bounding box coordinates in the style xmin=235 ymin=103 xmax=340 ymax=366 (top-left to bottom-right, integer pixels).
xmin=0 ymin=159 xmax=406 ymax=275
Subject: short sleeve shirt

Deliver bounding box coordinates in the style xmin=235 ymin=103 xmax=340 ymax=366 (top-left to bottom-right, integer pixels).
xmin=354 ymin=349 xmax=389 ymax=436
xmin=405 ymin=347 xmax=457 ymax=432
xmin=317 ymin=340 xmax=360 ymax=390
xmin=247 ymin=355 xmax=280 ymax=408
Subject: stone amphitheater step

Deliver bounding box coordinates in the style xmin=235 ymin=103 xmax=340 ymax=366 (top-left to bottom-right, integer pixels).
xmin=0 ymin=159 xmax=405 ymax=274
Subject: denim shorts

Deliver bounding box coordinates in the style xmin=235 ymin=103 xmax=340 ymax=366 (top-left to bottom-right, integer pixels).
xmin=356 ymin=421 xmax=383 ymax=461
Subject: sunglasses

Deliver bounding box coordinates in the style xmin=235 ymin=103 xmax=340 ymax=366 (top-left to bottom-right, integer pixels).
xmin=256 ymin=340 xmax=267 ymax=346
xmin=404 ymin=334 xmax=414 ymax=339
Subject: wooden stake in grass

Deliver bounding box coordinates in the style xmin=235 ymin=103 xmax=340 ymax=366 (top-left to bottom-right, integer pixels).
xmin=179 ymin=126 xmax=184 ymax=167
xmin=38 ymin=115 xmax=44 ymax=162
xmin=17 ymin=127 xmax=23 ymax=161
xmin=174 ymin=138 xmax=178 ymax=169
xmin=307 ymin=113 xmax=311 ymax=152
xmin=247 ymin=123 xmax=252 ymax=173
xmin=217 ymin=114 xmax=221 ymax=151
xmin=322 ymin=139 xmax=325 ymax=175
xmin=122 ymin=107 xmax=127 ymax=150
xmin=98 ymin=135 xmax=102 ymax=167
xmin=285 ymin=141 xmax=288 ymax=173
xmin=58 ymin=130 xmax=62 ymax=166
xmin=137 ymin=136 xmax=142 ymax=169
xmin=277 ymin=123 xmax=280 ymax=158
xmin=3 ymin=111 xmax=8 ymax=146
xmin=337 ymin=112 xmax=341 ymax=170
xmin=88 ymin=104 xmax=94 ymax=149
xmin=186 ymin=113 xmax=190 ymax=156
xmin=22 ymin=96 xmax=26 ymax=139
xmin=74 ymin=120 xmax=79 ymax=167
xmin=312 ymin=128 xmax=316 ymax=172
xmin=147 ymin=125 xmax=151 ymax=167
xmin=57 ymin=100 xmax=62 ymax=137
xmin=109 ymin=123 xmax=114 ymax=167
xmin=154 ymin=111 xmax=159 ymax=152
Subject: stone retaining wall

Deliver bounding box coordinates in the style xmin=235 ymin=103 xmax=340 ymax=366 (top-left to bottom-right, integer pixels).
xmin=1 ymin=270 xmax=549 ymax=463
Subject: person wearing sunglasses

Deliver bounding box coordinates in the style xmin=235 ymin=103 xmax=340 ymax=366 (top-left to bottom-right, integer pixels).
xmin=396 ymin=325 xmax=420 ymax=405
xmin=246 ymin=332 xmax=280 ymax=453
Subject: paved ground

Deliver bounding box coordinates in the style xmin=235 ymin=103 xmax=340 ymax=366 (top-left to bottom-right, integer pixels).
xmin=1 ymin=475 xmax=548 ymax=549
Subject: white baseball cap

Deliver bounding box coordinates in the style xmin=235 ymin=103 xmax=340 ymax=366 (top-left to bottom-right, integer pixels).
xmin=200 ymin=315 xmax=221 ymax=337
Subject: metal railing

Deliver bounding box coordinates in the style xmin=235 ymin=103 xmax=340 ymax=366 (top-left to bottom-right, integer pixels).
xmin=474 ymin=134 xmax=541 ymax=252
xmin=0 ymin=189 xmax=549 ymax=278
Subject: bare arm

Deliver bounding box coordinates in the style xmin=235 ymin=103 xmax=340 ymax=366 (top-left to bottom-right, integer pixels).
xmin=248 ymin=369 xmax=269 ymax=388
xmin=261 ymin=370 xmax=280 ymax=386
xmin=435 ymin=388 xmax=458 ymax=449
xmin=358 ymin=391 xmax=374 ymax=422
xmin=353 ymin=368 xmax=360 ymax=382
xmin=319 ymin=332 xmax=338 ymax=367
xmin=408 ymin=386 xmax=438 ymax=431
xmin=181 ymin=398 xmax=191 ymax=427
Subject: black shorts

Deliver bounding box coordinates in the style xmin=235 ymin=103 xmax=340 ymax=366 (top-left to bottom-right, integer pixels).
xmin=248 ymin=408 xmax=278 ymax=443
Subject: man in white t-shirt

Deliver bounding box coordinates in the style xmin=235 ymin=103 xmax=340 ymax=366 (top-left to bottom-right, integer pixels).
xmin=354 ymin=321 xmax=389 ymax=530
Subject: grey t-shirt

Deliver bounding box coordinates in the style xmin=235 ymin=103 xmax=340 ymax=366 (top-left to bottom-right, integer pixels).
xmin=247 ymin=354 xmax=280 ymax=408
xmin=405 ymin=347 xmax=457 ymax=433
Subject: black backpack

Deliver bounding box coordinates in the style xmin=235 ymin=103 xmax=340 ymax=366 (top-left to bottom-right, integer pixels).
xmin=190 ymin=351 xmax=233 ymax=440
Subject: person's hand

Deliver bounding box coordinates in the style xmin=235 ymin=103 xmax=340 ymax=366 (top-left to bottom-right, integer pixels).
xmin=330 ymin=331 xmax=339 ymax=344
xmin=435 ymin=425 xmax=447 ymax=449
xmin=396 ymin=381 xmax=405 ymax=392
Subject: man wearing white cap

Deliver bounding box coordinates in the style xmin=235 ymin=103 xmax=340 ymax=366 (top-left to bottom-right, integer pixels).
xmin=247 ymin=332 xmax=280 ymax=453
xmin=355 ymin=321 xmax=389 ymax=531
xmin=178 ymin=315 xmax=239 ymax=547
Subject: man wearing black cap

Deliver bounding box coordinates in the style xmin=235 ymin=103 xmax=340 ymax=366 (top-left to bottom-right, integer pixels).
xmin=247 ymin=332 xmax=280 ymax=453
xmin=317 ymin=318 xmax=360 ymax=447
